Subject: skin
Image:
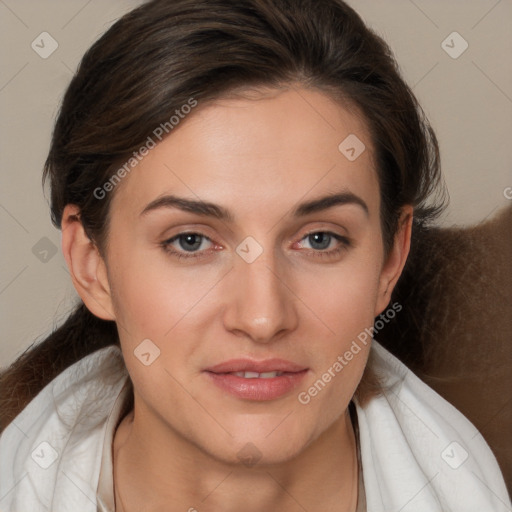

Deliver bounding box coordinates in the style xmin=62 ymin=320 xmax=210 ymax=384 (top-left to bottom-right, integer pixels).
xmin=62 ymin=85 xmax=412 ymax=511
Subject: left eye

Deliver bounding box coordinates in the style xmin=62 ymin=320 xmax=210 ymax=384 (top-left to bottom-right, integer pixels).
xmin=298 ymin=232 xmax=341 ymax=251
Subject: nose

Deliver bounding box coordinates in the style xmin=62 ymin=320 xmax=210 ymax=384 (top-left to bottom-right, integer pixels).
xmin=222 ymin=247 xmax=299 ymax=344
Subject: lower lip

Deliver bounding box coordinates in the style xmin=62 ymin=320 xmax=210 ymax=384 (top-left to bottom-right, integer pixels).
xmin=205 ymin=370 xmax=308 ymax=401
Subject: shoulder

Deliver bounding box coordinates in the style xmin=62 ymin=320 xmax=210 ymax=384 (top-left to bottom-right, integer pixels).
xmin=0 ymin=345 xmax=129 ymax=512
xmin=354 ymin=340 xmax=511 ymax=512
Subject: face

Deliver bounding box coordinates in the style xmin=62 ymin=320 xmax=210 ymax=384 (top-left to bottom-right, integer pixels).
xmin=73 ymin=86 xmax=408 ymax=466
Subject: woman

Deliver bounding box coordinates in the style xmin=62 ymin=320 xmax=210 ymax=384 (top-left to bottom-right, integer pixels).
xmin=0 ymin=0 xmax=510 ymax=511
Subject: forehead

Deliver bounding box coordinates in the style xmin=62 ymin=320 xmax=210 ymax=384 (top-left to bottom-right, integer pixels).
xmin=109 ymin=86 xmax=379 ymax=223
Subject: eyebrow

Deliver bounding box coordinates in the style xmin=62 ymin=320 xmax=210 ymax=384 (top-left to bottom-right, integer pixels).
xmin=139 ymin=190 xmax=369 ymax=221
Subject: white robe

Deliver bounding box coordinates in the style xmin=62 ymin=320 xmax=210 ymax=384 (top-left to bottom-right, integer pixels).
xmin=0 ymin=342 xmax=510 ymax=512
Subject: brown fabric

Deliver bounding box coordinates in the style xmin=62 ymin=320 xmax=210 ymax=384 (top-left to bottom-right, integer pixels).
xmin=377 ymin=203 xmax=512 ymax=495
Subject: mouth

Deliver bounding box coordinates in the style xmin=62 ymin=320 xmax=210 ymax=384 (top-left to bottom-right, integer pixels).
xmin=204 ymin=358 xmax=309 ymax=401
xmin=224 ymin=370 xmax=286 ymax=378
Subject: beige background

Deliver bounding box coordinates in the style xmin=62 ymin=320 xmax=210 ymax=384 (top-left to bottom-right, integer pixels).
xmin=1 ymin=0 xmax=511 ymax=367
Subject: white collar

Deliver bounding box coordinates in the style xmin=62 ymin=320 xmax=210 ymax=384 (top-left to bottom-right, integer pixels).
xmin=1 ymin=342 xmax=510 ymax=511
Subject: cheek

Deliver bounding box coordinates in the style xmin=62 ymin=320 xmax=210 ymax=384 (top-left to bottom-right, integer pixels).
xmin=297 ymin=255 xmax=382 ymax=341
xmin=108 ymin=244 xmax=220 ymax=340
xmin=292 ymin=252 xmax=381 ymax=405
xmin=106 ymin=245 xmax=226 ymax=394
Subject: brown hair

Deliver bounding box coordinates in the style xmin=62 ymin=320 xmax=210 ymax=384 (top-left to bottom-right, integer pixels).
xmin=0 ymin=0 xmax=446 ymax=431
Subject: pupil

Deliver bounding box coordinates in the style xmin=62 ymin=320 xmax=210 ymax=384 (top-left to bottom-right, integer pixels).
xmin=310 ymin=232 xmax=330 ymax=250
xmin=180 ymin=234 xmax=201 ymax=251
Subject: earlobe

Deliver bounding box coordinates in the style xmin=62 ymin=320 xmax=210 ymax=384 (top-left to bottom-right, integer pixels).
xmin=61 ymin=204 xmax=116 ymax=321
xmin=374 ymin=205 xmax=413 ymax=316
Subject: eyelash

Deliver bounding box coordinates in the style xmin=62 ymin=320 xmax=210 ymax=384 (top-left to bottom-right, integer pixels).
xmin=160 ymin=231 xmax=351 ymax=261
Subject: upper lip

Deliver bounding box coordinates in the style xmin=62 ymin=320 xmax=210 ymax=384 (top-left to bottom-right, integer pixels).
xmin=205 ymin=358 xmax=308 ymax=374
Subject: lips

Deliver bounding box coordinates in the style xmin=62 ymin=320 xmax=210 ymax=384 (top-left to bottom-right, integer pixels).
xmin=204 ymin=358 xmax=308 ymax=401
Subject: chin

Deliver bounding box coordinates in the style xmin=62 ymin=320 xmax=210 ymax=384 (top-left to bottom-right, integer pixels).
xmin=197 ymin=419 xmax=319 ymax=468
xmin=209 ymin=441 xmax=307 ymax=469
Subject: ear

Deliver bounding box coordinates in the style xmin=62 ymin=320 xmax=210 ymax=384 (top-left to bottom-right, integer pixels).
xmin=61 ymin=204 xmax=116 ymax=321
xmin=374 ymin=205 xmax=413 ymax=316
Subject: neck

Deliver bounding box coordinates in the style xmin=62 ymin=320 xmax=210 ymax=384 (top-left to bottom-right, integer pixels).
xmin=113 ymin=400 xmax=359 ymax=512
